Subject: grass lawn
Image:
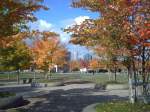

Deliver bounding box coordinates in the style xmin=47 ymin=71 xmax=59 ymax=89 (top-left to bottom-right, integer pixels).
xmin=80 ymin=73 xmax=128 ymax=84
xmin=34 ymin=73 xmax=129 ymax=84
xmin=7 ymin=109 xmax=26 ymax=112
xmin=0 ymin=72 xmax=129 ymax=84
xmin=0 ymin=72 xmax=45 ymax=80
xmin=96 ymin=101 xmax=150 ymax=112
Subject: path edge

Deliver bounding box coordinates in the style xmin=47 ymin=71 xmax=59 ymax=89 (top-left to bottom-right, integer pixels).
xmin=82 ymin=103 xmax=99 ymax=112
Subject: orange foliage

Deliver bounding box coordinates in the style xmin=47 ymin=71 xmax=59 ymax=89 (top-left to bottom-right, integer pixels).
xmin=31 ymin=31 xmax=67 ymax=70
xmin=143 ymin=43 xmax=150 ymax=47
xmin=0 ymin=32 xmax=30 ymax=48
xmin=69 ymin=60 xmax=80 ymax=71
xmin=89 ymin=59 xmax=100 ymax=69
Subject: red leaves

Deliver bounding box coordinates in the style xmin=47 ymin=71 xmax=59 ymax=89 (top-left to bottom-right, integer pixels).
xmin=80 ymin=59 xmax=89 ymax=68
xmin=129 ymin=37 xmax=139 ymax=45
xmin=131 ymin=0 xmax=140 ymax=4
xmin=99 ymin=0 xmax=105 ymax=4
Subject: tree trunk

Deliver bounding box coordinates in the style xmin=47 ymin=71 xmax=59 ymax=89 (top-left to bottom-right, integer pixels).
xmin=108 ymin=69 xmax=111 ymax=81
xmin=141 ymin=46 xmax=148 ymax=97
xmin=33 ymin=63 xmax=36 ymax=82
xmin=132 ymin=60 xmax=138 ymax=102
xmin=114 ymin=68 xmax=117 ymax=81
xmin=17 ymin=69 xmax=20 ymax=84
xmin=8 ymin=72 xmax=10 ymax=81
xmin=128 ymin=68 xmax=135 ymax=103
xmin=45 ymin=72 xmax=48 ymax=79
xmin=34 ymin=70 xmax=36 ymax=82
xmin=48 ymin=68 xmax=52 ymax=79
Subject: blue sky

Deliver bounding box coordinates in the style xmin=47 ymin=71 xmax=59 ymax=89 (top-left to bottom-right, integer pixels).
xmin=30 ymin=0 xmax=99 ymax=58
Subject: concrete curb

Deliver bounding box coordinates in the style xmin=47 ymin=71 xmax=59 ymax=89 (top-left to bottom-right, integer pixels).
xmin=106 ymin=84 xmax=128 ymax=90
xmin=82 ymin=103 xmax=98 ymax=112
xmin=31 ymin=82 xmax=64 ymax=88
xmin=0 ymin=95 xmax=24 ymax=110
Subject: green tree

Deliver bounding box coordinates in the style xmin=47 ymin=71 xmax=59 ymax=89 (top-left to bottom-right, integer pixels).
xmin=0 ymin=39 xmax=31 ymax=83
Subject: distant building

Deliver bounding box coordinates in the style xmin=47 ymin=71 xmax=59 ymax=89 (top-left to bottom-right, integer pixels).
xmin=66 ymin=51 xmax=71 ymax=61
xmin=72 ymin=51 xmax=79 ymax=60
xmin=84 ymin=53 xmax=92 ymax=61
xmin=62 ymin=51 xmax=71 ymax=72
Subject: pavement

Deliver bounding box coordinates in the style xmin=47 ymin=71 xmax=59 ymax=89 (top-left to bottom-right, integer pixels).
xmin=0 ymin=83 xmax=129 ymax=112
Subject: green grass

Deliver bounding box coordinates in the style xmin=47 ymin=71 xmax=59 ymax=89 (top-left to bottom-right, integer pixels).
xmin=96 ymin=101 xmax=150 ymax=112
xmin=80 ymin=73 xmax=128 ymax=84
xmin=0 ymin=72 xmax=129 ymax=85
xmin=0 ymin=92 xmax=16 ymax=98
xmin=7 ymin=109 xmax=26 ymax=112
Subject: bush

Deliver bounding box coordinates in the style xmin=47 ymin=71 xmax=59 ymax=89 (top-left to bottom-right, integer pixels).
xmin=0 ymin=95 xmax=28 ymax=110
xmin=0 ymin=92 xmax=15 ymax=98
xmin=106 ymin=81 xmax=123 ymax=84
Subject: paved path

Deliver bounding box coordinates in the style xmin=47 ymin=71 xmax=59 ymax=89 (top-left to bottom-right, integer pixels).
xmin=0 ymin=83 xmax=129 ymax=112
xmin=5 ymin=84 xmax=128 ymax=112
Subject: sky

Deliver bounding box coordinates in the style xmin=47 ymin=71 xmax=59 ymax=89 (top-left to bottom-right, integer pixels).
xmin=30 ymin=0 xmax=99 ymax=58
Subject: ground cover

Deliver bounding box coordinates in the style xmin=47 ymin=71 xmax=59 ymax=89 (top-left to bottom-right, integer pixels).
xmin=96 ymin=101 xmax=150 ymax=112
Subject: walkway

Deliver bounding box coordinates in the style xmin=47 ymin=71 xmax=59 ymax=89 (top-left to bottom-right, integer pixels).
xmin=10 ymin=84 xmax=129 ymax=112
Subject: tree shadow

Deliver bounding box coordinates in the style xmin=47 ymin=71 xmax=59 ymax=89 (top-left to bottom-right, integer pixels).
xmin=20 ymin=88 xmax=128 ymax=112
xmin=0 ymin=86 xmax=36 ymax=94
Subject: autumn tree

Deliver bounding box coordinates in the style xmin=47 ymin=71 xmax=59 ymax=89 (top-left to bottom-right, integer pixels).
xmin=0 ymin=0 xmax=47 ymax=38
xmin=69 ymin=60 xmax=80 ymax=72
xmin=0 ymin=0 xmax=48 ymax=64
xmin=80 ymin=59 xmax=89 ymax=69
xmin=0 ymin=0 xmax=48 ymax=83
xmin=66 ymin=0 xmax=150 ymax=103
xmin=31 ymin=31 xmax=68 ymax=78
xmin=0 ymin=0 xmax=48 ymax=67
xmin=0 ymin=37 xmax=32 ymax=83
xmin=89 ymin=59 xmax=99 ymax=70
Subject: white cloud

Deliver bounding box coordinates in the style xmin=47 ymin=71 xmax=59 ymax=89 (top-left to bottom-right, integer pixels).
xmin=30 ymin=16 xmax=90 ymax=43
xmin=74 ymin=16 xmax=90 ymax=25
xmin=51 ymin=28 xmax=70 ymax=43
xmin=60 ymin=16 xmax=90 ymax=29
xmin=60 ymin=19 xmax=74 ymax=27
xmin=31 ymin=19 xmax=53 ymax=31
xmin=55 ymin=16 xmax=90 ymax=43
xmin=38 ymin=19 xmax=52 ymax=31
